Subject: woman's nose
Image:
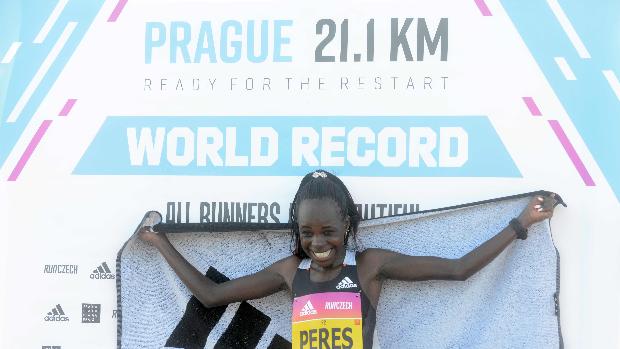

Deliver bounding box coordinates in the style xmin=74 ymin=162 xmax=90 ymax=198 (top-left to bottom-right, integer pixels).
xmin=310 ymin=234 xmax=326 ymax=247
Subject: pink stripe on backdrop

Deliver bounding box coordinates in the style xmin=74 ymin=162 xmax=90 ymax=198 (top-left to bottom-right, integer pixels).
xmin=108 ymin=0 xmax=128 ymax=22
xmin=474 ymin=0 xmax=493 ymax=16
xmin=58 ymin=98 xmax=77 ymax=116
xmin=548 ymin=120 xmax=595 ymax=186
xmin=522 ymin=97 xmax=542 ymax=116
xmin=8 ymin=120 xmax=53 ymax=181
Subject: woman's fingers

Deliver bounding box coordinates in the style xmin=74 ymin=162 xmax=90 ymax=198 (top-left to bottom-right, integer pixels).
xmin=543 ymin=194 xmax=556 ymax=210
xmin=518 ymin=194 xmax=556 ymax=230
xmin=533 ymin=195 xmax=556 ymax=211
xmin=533 ymin=196 xmax=556 ymax=216
xmin=138 ymin=226 xmax=160 ymax=243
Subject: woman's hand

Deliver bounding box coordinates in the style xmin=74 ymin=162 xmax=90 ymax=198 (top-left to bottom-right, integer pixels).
xmin=517 ymin=193 xmax=557 ymax=229
xmin=138 ymin=226 xmax=166 ymax=246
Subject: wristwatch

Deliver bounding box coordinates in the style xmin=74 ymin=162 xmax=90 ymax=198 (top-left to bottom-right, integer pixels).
xmin=509 ymin=218 xmax=528 ymax=240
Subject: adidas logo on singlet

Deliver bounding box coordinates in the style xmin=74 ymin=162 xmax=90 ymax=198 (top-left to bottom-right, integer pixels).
xmin=300 ymin=301 xmax=318 ymax=317
xmin=336 ymin=276 xmax=358 ymax=289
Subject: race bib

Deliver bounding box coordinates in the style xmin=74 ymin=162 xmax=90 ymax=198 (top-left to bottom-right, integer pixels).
xmin=292 ymin=292 xmax=363 ymax=349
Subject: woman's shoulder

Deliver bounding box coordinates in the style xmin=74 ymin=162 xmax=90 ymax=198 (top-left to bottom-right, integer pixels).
xmin=356 ymin=248 xmax=388 ymax=262
xmin=355 ymin=248 xmax=391 ymax=273
xmin=268 ymin=254 xmax=303 ymax=290
xmin=268 ymin=254 xmax=303 ymax=274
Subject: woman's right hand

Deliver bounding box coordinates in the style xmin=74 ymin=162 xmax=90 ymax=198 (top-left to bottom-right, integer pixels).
xmin=138 ymin=226 xmax=165 ymax=246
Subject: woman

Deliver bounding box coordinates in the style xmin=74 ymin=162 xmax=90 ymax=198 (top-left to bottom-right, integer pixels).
xmin=138 ymin=170 xmax=556 ymax=348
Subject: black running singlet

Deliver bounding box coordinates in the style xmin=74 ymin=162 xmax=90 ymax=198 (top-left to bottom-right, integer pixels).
xmin=291 ymin=250 xmax=377 ymax=349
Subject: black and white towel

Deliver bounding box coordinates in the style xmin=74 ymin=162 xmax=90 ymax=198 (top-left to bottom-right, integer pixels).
xmin=117 ymin=192 xmax=563 ymax=349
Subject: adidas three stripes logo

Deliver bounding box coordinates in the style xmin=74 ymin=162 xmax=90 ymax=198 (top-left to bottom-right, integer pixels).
xmin=47 ymin=304 xmax=65 ymax=316
xmin=300 ymin=301 xmax=318 ymax=317
xmin=336 ymin=277 xmax=357 ymax=289
xmin=90 ymin=262 xmax=115 ymax=279
xmin=44 ymin=304 xmax=69 ymax=321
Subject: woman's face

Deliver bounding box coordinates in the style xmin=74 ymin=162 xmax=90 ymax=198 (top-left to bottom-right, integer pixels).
xmin=297 ymin=198 xmax=349 ymax=269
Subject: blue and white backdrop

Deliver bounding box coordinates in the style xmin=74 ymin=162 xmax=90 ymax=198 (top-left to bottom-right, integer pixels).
xmin=0 ymin=0 xmax=618 ymax=348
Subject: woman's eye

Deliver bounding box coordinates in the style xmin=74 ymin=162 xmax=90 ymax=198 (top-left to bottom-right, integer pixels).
xmin=301 ymin=231 xmax=312 ymax=237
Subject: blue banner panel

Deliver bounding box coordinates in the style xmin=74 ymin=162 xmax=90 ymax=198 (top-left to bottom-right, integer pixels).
xmin=74 ymin=115 xmax=520 ymax=177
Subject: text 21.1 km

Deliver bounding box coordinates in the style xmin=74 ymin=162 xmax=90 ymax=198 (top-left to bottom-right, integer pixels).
xmin=144 ymin=18 xmax=448 ymax=64
xmin=316 ymin=18 xmax=447 ymax=62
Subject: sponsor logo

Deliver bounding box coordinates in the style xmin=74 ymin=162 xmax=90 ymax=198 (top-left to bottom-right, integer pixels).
xmin=44 ymin=304 xmax=69 ymax=322
xmin=43 ymin=264 xmax=78 ymax=274
xmin=42 ymin=346 xmax=61 ymax=349
xmin=299 ymin=301 xmax=317 ymax=317
xmin=112 ymin=309 xmax=119 ymax=319
xmin=90 ymin=262 xmax=115 ymax=279
xmin=82 ymin=303 xmax=101 ymax=323
xmin=324 ymin=301 xmax=353 ymax=310
xmin=335 ymin=277 xmax=357 ymax=289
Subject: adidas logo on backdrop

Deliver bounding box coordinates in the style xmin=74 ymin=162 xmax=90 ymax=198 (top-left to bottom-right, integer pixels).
xmin=44 ymin=304 xmax=69 ymax=322
xmin=300 ymin=301 xmax=318 ymax=317
xmin=90 ymin=262 xmax=115 ymax=279
xmin=336 ymin=277 xmax=357 ymax=289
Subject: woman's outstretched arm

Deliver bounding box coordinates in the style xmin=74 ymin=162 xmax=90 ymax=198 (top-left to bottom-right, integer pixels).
xmin=359 ymin=194 xmax=557 ymax=282
xmin=138 ymin=228 xmax=299 ymax=307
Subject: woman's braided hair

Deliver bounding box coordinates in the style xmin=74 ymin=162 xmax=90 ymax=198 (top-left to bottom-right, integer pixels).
xmin=289 ymin=170 xmax=361 ymax=258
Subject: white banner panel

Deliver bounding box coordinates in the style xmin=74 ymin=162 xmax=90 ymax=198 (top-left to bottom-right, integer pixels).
xmin=1 ymin=0 xmax=619 ymax=348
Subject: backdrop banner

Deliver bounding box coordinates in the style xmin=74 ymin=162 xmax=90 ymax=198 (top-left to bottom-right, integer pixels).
xmin=2 ymin=1 xmax=619 ymax=348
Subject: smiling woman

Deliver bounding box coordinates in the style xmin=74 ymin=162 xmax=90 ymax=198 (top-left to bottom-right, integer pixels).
xmin=138 ymin=170 xmax=557 ymax=348
xmin=288 ymin=175 xmax=375 ymax=348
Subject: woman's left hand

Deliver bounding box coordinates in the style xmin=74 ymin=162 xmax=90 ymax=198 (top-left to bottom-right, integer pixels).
xmin=517 ymin=193 xmax=557 ymax=229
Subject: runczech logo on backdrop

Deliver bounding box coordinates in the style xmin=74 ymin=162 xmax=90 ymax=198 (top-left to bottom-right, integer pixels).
xmin=43 ymin=264 xmax=78 ymax=274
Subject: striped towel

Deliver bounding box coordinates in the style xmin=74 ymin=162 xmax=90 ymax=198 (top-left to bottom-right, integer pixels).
xmin=117 ymin=192 xmax=563 ymax=349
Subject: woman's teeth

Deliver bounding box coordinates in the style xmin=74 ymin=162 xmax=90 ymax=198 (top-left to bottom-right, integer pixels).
xmin=313 ymin=249 xmax=332 ymax=259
